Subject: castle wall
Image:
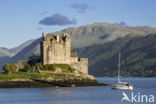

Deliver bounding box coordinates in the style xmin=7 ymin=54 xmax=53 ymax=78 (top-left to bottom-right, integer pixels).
xmin=70 ymin=58 xmax=88 ymax=74
xmin=40 ymin=33 xmax=88 ymax=74
xmin=41 ymin=34 xmax=71 ymax=65
xmin=70 ymin=57 xmax=78 ymax=63
xmin=18 ymin=60 xmax=28 ymax=70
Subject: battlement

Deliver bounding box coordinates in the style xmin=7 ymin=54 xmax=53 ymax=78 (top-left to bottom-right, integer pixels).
xmin=78 ymin=58 xmax=88 ymax=61
xmin=42 ymin=32 xmax=70 ymax=43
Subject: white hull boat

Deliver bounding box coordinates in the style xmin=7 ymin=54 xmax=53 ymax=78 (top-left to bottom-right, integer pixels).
xmin=112 ymin=82 xmax=133 ymax=90
xmin=112 ymin=52 xmax=133 ymax=90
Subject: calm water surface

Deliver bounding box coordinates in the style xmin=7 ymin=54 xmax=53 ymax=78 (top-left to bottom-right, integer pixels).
xmin=0 ymin=77 xmax=156 ymax=104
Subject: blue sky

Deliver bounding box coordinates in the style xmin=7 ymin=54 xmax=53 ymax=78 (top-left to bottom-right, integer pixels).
xmin=0 ymin=0 xmax=156 ymax=48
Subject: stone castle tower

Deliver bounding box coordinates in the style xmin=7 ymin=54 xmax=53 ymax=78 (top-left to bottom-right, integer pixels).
xmin=40 ymin=32 xmax=88 ymax=74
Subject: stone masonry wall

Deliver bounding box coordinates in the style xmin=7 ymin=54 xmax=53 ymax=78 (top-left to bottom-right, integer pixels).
xmin=41 ymin=33 xmax=71 ymax=65
xmin=70 ymin=58 xmax=88 ymax=74
xmin=18 ymin=60 xmax=28 ymax=70
xmin=40 ymin=32 xmax=88 ymax=74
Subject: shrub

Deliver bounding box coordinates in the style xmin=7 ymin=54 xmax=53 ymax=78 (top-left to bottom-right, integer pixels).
xmin=34 ymin=63 xmax=42 ymax=69
xmin=23 ymin=64 xmax=33 ymax=72
xmin=40 ymin=64 xmax=76 ymax=73
xmin=40 ymin=64 xmax=56 ymax=71
xmin=3 ymin=63 xmax=18 ymax=74
xmin=53 ymin=64 xmax=75 ymax=72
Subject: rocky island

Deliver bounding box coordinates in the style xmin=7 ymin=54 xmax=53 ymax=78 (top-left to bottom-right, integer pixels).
xmin=0 ymin=33 xmax=106 ymax=88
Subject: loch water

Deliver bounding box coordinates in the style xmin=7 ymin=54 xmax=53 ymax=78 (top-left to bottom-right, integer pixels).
xmin=0 ymin=77 xmax=156 ymax=104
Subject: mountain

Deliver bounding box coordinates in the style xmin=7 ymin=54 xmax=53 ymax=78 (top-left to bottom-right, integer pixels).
xmin=0 ymin=48 xmax=13 ymax=57
xmin=0 ymin=39 xmax=35 ymax=57
xmin=11 ymin=38 xmax=42 ymax=63
xmin=0 ymin=22 xmax=156 ymax=76
xmin=76 ymin=33 xmax=156 ymax=77
xmin=56 ymin=22 xmax=156 ymax=49
xmin=9 ymin=39 xmax=35 ymax=55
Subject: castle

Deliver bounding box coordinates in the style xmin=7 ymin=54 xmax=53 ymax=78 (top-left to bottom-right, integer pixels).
xmin=40 ymin=32 xmax=88 ymax=74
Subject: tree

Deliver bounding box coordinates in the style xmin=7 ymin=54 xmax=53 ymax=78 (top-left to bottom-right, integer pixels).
xmin=3 ymin=63 xmax=18 ymax=74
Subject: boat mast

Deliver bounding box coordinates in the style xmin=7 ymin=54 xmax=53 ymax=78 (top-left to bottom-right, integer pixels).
xmin=118 ymin=52 xmax=121 ymax=83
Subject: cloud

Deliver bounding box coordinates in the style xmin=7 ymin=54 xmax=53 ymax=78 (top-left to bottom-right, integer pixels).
xmin=39 ymin=13 xmax=77 ymax=26
xmin=115 ymin=21 xmax=127 ymax=26
xmin=70 ymin=3 xmax=90 ymax=13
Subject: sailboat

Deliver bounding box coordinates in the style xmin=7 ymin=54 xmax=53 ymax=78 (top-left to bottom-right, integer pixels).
xmin=112 ymin=52 xmax=133 ymax=90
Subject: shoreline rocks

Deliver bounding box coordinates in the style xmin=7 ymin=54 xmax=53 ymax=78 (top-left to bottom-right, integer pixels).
xmin=0 ymin=78 xmax=107 ymax=88
xmin=0 ymin=73 xmax=108 ymax=88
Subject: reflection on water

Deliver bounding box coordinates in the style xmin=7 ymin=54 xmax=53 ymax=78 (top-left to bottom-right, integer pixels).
xmin=0 ymin=77 xmax=155 ymax=104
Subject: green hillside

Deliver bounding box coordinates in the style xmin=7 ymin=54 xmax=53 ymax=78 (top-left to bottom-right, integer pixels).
xmin=76 ymin=33 xmax=156 ymax=77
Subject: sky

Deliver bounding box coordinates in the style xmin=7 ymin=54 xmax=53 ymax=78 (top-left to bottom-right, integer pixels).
xmin=0 ymin=0 xmax=156 ymax=48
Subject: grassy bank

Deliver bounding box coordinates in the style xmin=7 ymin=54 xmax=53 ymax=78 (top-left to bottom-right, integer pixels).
xmin=40 ymin=64 xmax=76 ymax=72
xmin=0 ymin=72 xmax=106 ymax=88
xmin=0 ymin=72 xmax=80 ymax=81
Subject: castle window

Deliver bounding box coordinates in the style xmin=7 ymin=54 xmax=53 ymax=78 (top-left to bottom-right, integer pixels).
xmin=78 ymin=58 xmax=80 ymax=61
xmin=62 ymin=37 xmax=66 ymax=42
xmin=50 ymin=38 xmax=53 ymax=43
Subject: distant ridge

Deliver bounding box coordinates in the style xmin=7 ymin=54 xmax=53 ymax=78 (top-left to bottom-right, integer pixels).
xmin=0 ymin=39 xmax=35 ymax=57
xmin=56 ymin=22 xmax=156 ymax=49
